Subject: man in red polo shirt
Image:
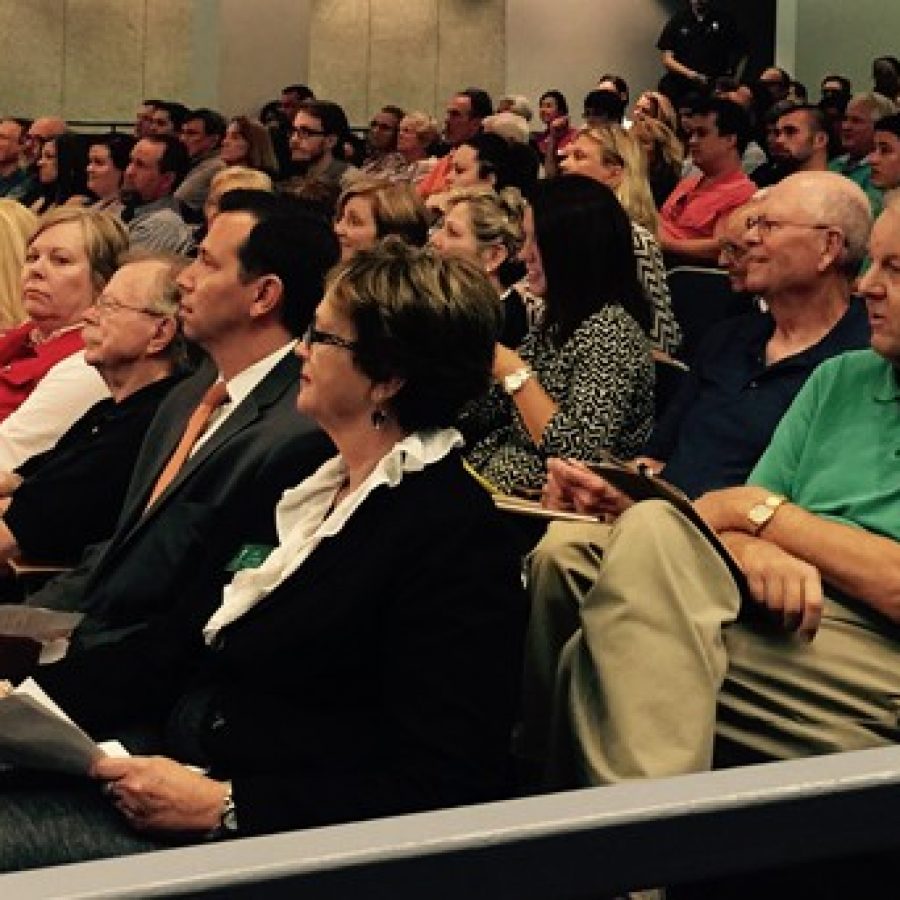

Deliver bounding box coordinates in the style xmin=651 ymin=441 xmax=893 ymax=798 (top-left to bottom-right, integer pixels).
xmin=660 ymin=96 xmax=756 ymax=264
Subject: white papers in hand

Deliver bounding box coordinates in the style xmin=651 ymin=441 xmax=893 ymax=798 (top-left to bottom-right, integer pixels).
xmin=0 ymin=678 xmax=125 ymax=775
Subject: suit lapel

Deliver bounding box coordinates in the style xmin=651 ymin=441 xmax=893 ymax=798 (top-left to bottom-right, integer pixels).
xmin=116 ymin=352 xmax=299 ymax=542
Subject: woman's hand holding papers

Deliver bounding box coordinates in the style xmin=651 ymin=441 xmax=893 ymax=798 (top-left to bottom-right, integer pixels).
xmin=543 ymin=458 xmax=634 ymax=520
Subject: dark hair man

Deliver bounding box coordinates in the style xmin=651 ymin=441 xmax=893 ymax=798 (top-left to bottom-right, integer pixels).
xmin=122 ymin=135 xmax=194 ymax=255
xmin=29 ymin=192 xmax=337 ymax=644
xmin=176 ymin=108 xmax=228 ymax=214
xmin=659 ymin=97 xmax=756 ymax=263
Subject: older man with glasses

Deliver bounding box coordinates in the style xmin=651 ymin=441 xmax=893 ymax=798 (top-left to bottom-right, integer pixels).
xmin=519 ymin=172 xmax=873 ymax=781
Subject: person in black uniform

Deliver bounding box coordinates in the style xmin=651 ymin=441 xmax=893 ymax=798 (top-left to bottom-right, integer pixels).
xmin=657 ymin=0 xmax=748 ymax=105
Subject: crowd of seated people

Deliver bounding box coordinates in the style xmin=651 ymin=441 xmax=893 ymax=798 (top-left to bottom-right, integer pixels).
xmin=0 ymin=44 xmax=898 ymax=890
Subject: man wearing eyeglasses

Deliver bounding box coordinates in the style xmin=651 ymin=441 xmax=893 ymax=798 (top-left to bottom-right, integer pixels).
xmin=521 ymin=172 xmax=872 ymax=780
xmin=0 ymin=255 xmax=187 ymax=570
xmin=286 ymin=99 xmax=356 ymax=192
xmin=27 ymin=192 xmax=335 ymax=646
xmin=360 ymin=105 xmax=407 ymax=180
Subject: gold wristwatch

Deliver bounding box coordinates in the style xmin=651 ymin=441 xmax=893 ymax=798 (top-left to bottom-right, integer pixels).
xmin=747 ymin=494 xmax=786 ymax=535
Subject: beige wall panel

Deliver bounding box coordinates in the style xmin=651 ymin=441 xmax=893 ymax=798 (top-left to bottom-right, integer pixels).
xmin=63 ymin=0 xmax=143 ymax=121
xmin=218 ymin=0 xmax=312 ymax=118
xmin=310 ymin=0 xmax=370 ymax=125
xmin=144 ymin=0 xmax=192 ymax=104
xmin=436 ymin=0 xmax=505 ymax=112
xmin=505 ymin=0 xmax=672 ymax=127
xmin=0 ymin=0 xmax=65 ymax=116
xmin=369 ymin=0 xmax=438 ymax=119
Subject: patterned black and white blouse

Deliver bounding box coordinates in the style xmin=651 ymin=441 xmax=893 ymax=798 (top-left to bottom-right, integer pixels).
xmin=632 ymin=222 xmax=681 ymax=357
xmin=508 ymin=225 xmax=681 ymax=358
xmin=463 ymin=305 xmax=655 ymax=492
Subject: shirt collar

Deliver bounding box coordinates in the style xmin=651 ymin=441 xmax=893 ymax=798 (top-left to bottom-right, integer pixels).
xmin=221 ymin=341 xmax=296 ymax=411
xmin=873 ymin=358 xmax=900 ymax=403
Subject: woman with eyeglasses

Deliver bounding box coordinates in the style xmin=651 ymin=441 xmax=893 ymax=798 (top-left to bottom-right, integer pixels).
xmin=0 ymin=208 xmax=127 ymax=472
xmin=0 ymin=239 xmax=526 ymax=870
xmin=0 ymin=254 xmax=188 ymax=569
xmin=462 ymin=175 xmax=655 ymax=493
xmin=560 ymin=125 xmax=681 ymax=357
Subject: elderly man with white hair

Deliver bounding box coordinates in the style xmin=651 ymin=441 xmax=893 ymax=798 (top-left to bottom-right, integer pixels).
xmin=521 ymin=172 xmax=879 ymax=786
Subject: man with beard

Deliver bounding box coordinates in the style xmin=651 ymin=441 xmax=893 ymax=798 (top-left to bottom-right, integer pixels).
xmin=284 ymin=100 xmax=356 ymax=194
xmin=764 ymin=104 xmax=830 ymax=182
xmin=121 ymin=135 xmax=194 ymax=255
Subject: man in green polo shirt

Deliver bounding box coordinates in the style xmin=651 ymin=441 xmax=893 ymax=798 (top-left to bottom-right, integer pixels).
xmin=555 ymin=196 xmax=900 ymax=788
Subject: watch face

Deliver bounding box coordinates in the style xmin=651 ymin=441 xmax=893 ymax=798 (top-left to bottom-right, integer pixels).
xmin=223 ymin=807 xmax=238 ymax=831
xmin=748 ymin=504 xmax=771 ymax=526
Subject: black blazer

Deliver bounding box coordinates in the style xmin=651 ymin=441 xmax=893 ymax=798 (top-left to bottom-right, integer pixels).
xmin=28 ymin=353 xmax=333 ymax=640
xmin=38 ymin=451 xmax=528 ymax=836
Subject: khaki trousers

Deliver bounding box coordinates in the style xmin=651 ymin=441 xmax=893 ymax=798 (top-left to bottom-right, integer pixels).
xmin=523 ymin=500 xmax=900 ymax=788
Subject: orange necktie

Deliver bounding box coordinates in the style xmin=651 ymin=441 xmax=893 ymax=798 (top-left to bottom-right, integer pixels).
xmin=145 ymin=381 xmax=229 ymax=509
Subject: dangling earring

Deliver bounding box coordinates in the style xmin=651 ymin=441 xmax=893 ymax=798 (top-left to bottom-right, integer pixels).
xmin=371 ymin=408 xmax=387 ymax=429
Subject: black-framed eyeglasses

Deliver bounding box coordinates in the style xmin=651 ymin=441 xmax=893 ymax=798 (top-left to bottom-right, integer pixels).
xmin=94 ymin=295 xmax=168 ymax=317
xmin=303 ymin=324 xmax=358 ymax=353
xmin=747 ymin=215 xmax=835 ymax=237
xmin=291 ymin=125 xmax=325 ymax=139
xmin=369 ymin=120 xmax=397 ymax=131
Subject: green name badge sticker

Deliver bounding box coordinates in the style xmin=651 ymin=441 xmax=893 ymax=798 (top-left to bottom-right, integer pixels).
xmin=226 ymin=544 xmax=275 ymax=573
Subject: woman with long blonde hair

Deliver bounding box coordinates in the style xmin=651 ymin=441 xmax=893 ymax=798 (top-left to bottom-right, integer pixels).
xmin=631 ymin=116 xmax=684 ymax=208
xmin=0 ymin=200 xmax=37 ymax=328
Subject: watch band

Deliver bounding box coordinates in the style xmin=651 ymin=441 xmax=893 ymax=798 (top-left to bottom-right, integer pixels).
xmin=502 ymin=366 xmax=532 ymax=396
xmin=748 ymin=494 xmax=786 ymax=535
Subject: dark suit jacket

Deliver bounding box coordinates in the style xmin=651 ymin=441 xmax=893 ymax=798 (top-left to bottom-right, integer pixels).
xmin=28 ymin=352 xmax=333 ymax=640
xmin=37 ymin=451 xmax=528 ymax=836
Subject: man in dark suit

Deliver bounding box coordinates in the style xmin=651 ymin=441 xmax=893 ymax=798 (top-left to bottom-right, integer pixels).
xmin=28 ymin=192 xmax=337 ymax=642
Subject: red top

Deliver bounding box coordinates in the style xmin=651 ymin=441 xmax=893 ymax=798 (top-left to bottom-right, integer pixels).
xmin=660 ymin=169 xmax=756 ymax=242
xmin=0 ymin=323 xmax=85 ymax=422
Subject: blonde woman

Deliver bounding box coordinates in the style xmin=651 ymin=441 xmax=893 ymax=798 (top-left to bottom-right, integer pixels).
xmin=396 ymin=112 xmax=440 ymax=185
xmin=204 ymin=165 xmax=274 ymax=225
xmin=333 ymin=177 xmax=428 ymax=261
xmin=430 ymin=186 xmax=530 ymax=346
xmin=0 ymin=200 xmax=37 ymax=328
xmin=631 ymin=117 xmax=684 ymax=208
xmin=632 ymin=90 xmax=678 ymax=133
xmin=561 ymin=125 xmax=681 ymax=356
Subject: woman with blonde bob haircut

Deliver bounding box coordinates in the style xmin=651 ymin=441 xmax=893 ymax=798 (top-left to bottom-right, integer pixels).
xmin=0 ymin=200 xmax=38 ymax=328
xmin=333 ymin=177 xmax=428 ymax=261
xmin=396 ymin=112 xmax=440 ymax=184
xmin=430 ymin=186 xmax=529 ymax=346
xmin=204 ymin=165 xmax=274 ymax=225
xmin=0 ymin=207 xmax=128 ymax=469
xmin=561 ymin=125 xmax=681 ymax=356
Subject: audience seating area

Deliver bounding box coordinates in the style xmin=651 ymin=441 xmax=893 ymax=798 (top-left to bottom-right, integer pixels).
xmin=1 ymin=19 xmax=900 ymax=893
